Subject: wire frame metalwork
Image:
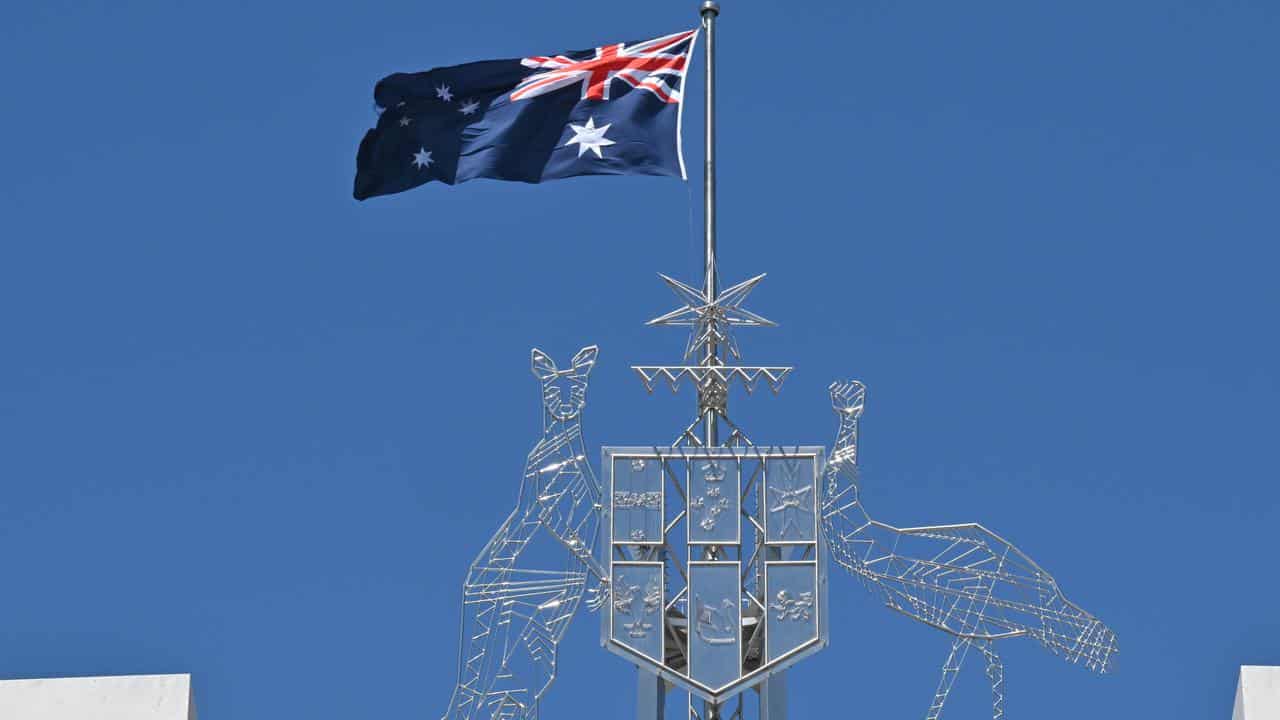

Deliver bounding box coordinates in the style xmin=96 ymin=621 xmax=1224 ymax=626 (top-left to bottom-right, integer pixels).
xmin=820 ymin=380 xmax=1119 ymax=720
xmin=436 ymin=267 xmax=1118 ymax=720
xmin=441 ymin=346 xmax=606 ymax=720
xmin=613 ymin=266 xmax=830 ymax=720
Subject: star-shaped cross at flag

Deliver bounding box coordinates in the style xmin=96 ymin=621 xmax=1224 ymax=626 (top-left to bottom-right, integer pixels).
xmin=647 ymin=273 xmax=776 ymax=363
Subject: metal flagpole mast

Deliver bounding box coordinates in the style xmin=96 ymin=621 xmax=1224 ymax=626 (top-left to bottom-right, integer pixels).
xmin=701 ymin=6 xmax=723 ymax=720
xmin=700 ymin=0 xmax=720 ymax=449
xmin=701 ymin=5 xmax=721 ymax=712
xmin=620 ymin=9 xmax=824 ymax=720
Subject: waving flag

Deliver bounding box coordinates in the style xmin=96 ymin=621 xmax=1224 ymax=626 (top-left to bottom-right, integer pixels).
xmin=353 ymin=30 xmax=697 ymax=201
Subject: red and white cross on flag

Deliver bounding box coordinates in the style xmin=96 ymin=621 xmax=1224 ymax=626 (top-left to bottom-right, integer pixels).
xmin=511 ymin=29 xmax=697 ymax=104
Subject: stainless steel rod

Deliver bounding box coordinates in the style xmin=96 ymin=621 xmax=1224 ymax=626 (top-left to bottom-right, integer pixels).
xmin=701 ymin=0 xmax=720 ymax=448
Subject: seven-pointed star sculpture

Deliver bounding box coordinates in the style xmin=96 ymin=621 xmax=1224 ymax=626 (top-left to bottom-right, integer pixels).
xmin=647 ymin=273 xmax=775 ymax=362
xmin=564 ymin=117 xmax=616 ymax=159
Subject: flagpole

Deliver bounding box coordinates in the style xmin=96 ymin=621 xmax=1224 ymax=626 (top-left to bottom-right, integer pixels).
xmin=700 ymin=0 xmax=720 ymax=450
xmin=700 ymin=5 xmax=723 ymax=719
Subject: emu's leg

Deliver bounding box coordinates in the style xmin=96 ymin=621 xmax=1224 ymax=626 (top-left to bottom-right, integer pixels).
xmin=976 ymin=641 xmax=1005 ymax=720
xmin=925 ymin=637 xmax=971 ymax=720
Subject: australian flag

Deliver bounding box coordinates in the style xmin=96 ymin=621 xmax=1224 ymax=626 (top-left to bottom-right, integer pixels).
xmin=353 ymin=29 xmax=698 ymax=200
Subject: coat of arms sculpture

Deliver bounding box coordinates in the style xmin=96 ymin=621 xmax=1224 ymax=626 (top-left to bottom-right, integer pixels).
xmin=433 ymin=4 xmax=1117 ymax=720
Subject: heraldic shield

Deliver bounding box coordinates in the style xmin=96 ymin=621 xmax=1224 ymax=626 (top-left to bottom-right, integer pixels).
xmin=601 ymin=447 xmax=829 ymax=703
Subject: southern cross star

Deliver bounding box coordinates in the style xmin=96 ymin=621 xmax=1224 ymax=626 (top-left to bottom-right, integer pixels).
xmin=458 ymin=98 xmax=480 ymax=115
xmin=435 ymin=83 xmax=453 ymax=102
xmin=399 ymin=116 xmax=412 ymax=127
xmin=412 ymin=148 xmax=433 ymax=169
xmin=647 ymin=273 xmax=775 ymax=362
xmin=564 ymin=116 xmax=615 ymax=159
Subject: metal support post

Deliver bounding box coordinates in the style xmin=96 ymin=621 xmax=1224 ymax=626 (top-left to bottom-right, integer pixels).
xmin=638 ymin=670 xmax=666 ymax=720
xmin=700 ymin=0 xmax=719 ymax=448
xmin=759 ymin=674 xmax=788 ymax=720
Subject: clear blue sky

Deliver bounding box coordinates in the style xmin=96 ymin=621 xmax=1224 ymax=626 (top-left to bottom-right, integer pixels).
xmin=1 ymin=1 xmax=1277 ymax=718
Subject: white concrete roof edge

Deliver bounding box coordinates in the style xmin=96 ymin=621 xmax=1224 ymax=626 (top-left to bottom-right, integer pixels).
xmin=0 ymin=673 xmax=195 ymax=720
xmin=1233 ymin=665 xmax=1280 ymax=720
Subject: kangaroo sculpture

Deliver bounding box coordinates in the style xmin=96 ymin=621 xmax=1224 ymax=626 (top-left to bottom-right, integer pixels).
xmin=821 ymin=380 xmax=1117 ymax=720
xmin=442 ymin=346 xmax=606 ymax=720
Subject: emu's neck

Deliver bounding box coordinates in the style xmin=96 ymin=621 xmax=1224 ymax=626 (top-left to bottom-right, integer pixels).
xmin=827 ymin=409 xmax=871 ymax=523
xmin=824 ymin=409 xmax=879 ymax=580
xmin=831 ymin=411 xmax=861 ymax=467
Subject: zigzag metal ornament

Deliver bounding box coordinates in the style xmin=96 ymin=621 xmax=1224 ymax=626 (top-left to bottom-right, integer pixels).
xmin=631 ymin=365 xmax=792 ymax=395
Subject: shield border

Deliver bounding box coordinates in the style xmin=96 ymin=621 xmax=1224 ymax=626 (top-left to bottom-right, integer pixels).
xmin=600 ymin=446 xmax=829 ymax=703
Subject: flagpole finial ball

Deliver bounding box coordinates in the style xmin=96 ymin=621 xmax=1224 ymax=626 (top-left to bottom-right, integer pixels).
xmin=700 ymin=1 xmax=720 ymax=17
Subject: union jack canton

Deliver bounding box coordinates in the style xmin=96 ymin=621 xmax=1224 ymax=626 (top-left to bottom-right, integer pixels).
xmin=354 ymin=29 xmax=698 ymax=200
xmin=513 ymin=29 xmax=696 ymax=103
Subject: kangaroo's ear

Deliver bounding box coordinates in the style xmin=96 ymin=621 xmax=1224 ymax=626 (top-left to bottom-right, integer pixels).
xmin=571 ymin=345 xmax=599 ymax=376
xmin=531 ymin=348 xmax=559 ymax=381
